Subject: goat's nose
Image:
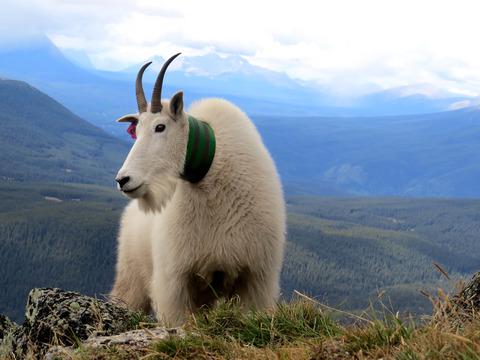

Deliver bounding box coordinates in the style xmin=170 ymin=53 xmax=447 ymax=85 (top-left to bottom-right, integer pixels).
xmin=116 ymin=176 xmax=130 ymax=188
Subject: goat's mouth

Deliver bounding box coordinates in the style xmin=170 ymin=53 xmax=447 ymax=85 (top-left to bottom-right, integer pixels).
xmin=122 ymin=184 xmax=145 ymax=197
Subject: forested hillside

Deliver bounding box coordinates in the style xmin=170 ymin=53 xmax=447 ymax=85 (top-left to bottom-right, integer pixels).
xmin=3 ymin=77 xmax=480 ymax=198
xmin=282 ymin=197 xmax=480 ymax=313
xmin=0 ymin=79 xmax=129 ymax=184
xmin=1 ymin=181 xmax=477 ymax=322
xmin=0 ymin=183 xmax=124 ymax=321
xmin=256 ymin=109 xmax=480 ymax=197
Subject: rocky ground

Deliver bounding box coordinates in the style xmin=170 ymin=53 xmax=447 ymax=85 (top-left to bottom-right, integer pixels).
xmin=0 ymin=288 xmax=176 ymax=359
xmin=2 ymin=273 xmax=480 ymax=359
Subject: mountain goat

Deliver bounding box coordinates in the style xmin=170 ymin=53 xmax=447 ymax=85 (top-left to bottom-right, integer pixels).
xmin=110 ymin=53 xmax=286 ymax=325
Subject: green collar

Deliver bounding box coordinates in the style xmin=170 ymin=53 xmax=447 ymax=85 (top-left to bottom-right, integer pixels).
xmin=180 ymin=115 xmax=216 ymax=183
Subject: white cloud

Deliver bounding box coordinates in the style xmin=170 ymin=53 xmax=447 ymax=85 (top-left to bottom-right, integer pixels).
xmin=2 ymin=0 xmax=480 ymax=96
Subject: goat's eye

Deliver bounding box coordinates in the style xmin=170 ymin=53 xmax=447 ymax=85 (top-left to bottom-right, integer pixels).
xmin=155 ymin=124 xmax=166 ymax=133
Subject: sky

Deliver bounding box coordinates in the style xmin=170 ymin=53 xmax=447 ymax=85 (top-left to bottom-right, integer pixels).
xmin=2 ymin=0 xmax=480 ymax=96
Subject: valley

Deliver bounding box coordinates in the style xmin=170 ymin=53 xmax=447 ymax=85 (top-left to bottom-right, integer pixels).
xmin=0 ymin=181 xmax=477 ymax=322
xmin=0 ymin=63 xmax=478 ymax=326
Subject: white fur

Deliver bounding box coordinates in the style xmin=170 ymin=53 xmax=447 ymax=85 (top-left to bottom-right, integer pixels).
xmin=111 ymin=98 xmax=286 ymax=325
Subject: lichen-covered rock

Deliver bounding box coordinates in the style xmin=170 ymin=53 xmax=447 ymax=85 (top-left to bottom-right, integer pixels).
xmin=44 ymin=327 xmax=183 ymax=359
xmin=84 ymin=326 xmax=183 ymax=348
xmin=0 ymin=318 xmax=29 ymax=359
xmin=449 ymin=272 xmax=480 ymax=323
xmin=1 ymin=287 xmax=143 ymax=359
xmin=0 ymin=315 xmax=23 ymax=359
xmin=453 ymin=272 xmax=480 ymax=314
xmin=24 ymin=288 xmax=135 ymax=345
xmin=0 ymin=314 xmax=18 ymax=341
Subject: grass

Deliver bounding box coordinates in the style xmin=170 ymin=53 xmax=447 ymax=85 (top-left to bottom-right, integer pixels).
xmin=147 ymin=297 xmax=341 ymax=359
xmin=13 ymin=276 xmax=480 ymax=360
xmin=190 ymin=297 xmax=340 ymax=346
xmin=59 ymin=286 xmax=480 ymax=360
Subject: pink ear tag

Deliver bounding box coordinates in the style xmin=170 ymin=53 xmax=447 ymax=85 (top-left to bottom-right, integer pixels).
xmin=127 ymin=123 xmax=137 ymax=139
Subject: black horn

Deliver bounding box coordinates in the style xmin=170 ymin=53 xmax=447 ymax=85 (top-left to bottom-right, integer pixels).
xmin=136 ymin=61 xmax=152 ymax=113
xmin=151 ymin=53 xmax=181 ymax=113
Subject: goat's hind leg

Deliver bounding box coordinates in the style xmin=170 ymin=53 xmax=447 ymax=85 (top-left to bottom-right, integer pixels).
xmin=234 ymin=271 xmax=279 ymax=311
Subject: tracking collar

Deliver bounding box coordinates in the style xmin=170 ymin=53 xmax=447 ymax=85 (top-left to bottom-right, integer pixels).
xmin=180 ymin=115 xmax=216 ymax=183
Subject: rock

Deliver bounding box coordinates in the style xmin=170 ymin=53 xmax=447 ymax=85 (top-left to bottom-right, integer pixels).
xmin=0 ymin=315 xmax=18 ymax=341
xmin=446 ymin=271 xmax=480 ymax=326
xmin=84 ymin=326 xmax=183 ymax=348
xmin=0 ymin=288 xmax=144 ymax=359
xmin=44 ymin=327 xmax=183 ymax=359
xmin=452 ymin=272 xmax=480 ymax=315
xmin=24 ymin=288 xmax=135 ymax=345
xmin=0 ymin=315 xmax=23 ymax=359
xmin=451 ymin=272 xmax=480 ymax=319
xmin=44 ymin=346 xmax=76 ymax=360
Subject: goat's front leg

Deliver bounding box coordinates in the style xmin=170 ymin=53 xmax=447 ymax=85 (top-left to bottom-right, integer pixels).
xmin=150 ymin=271 xmax=192 ymax=326
xmin=110 ymin=234 xmax=152 ymax=313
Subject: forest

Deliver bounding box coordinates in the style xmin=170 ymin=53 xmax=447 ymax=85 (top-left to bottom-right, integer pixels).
xmin=1 ymin=181 xmax=478 ymax=322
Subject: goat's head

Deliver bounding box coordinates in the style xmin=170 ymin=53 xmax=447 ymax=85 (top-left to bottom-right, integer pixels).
xmin=115 ymin=53 xmax=187 ymax=212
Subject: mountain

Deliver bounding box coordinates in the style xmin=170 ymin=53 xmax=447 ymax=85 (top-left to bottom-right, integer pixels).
xmin=0 ymin=79 xmax=129 ymax=184
xmin=0 ymin=37 xmax=140 ymax=135
xmin=2 ymin=72 xmax=479 ymax=198
xmin=349 ymin=84 xmax=470 ymax=116
xmin=2 ymin=74 xmax=479 ymax=198
xmin=256 ymin=107 xmax=480 ymax=197
xmin=111 ymin=55 xmax=474 ymax=118
xmin=0 ymin=37 xmax=98 ymax=83
xmin=118 ymin=53 xmax=332 ymax=106
xmin=61 ymin=48 xmax=96 ymax=70
xmin=0 ymin=37 xmax=341 ymax=137
xmin=0 ymin=37 xmax=473 ymax=139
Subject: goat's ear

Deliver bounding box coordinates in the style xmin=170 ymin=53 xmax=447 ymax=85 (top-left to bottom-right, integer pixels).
xmin=116 ymin=114 xmax=139 ymax=123
xmin=169 ymin=91 xmax=184 ymax=119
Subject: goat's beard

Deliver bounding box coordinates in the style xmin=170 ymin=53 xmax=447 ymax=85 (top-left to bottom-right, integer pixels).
xmin=137 ymin=175 xmax=177 ymax=213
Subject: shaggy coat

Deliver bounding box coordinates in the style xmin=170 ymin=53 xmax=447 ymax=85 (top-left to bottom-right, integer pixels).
xmin=111 ymin=98 xmax=286 ymax=325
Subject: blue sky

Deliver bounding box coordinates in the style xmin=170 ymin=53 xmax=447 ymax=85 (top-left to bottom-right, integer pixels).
xmin=2 ymin=0 xmax=480 ymax=96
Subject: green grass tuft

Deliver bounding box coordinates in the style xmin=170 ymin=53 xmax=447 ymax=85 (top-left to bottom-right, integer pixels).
xmin=190 ymin=298 xmax=340 ymax=347
xmin=345 ymin=316 xmax=415 ymax=354
xmin=125 ymin=310 xmax=154 ymax=330
xmin=153 ymin=335 xmax=230 ymax=359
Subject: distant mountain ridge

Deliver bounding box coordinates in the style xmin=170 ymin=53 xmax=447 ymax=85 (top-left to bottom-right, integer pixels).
xmin=348 ymin=85 xmax=471 ymax=116
xmin=256 ymin=107 xmax=480 ymax=198
xmin=119 ymin=53 xmax=324 ymax=102
xmin=1 ymin=76 xmax=479 ymax=198
xmin=0 ymin=37 xmax=338 ymax=135
xmin=0 ymin=36 xmax=475 ymax=138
